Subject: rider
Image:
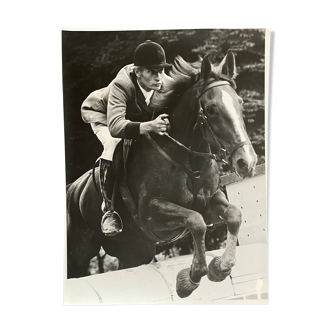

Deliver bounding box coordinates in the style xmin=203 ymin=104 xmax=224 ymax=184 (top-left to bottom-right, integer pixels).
xmin=81 ymin=40 xmax=171 ymax=236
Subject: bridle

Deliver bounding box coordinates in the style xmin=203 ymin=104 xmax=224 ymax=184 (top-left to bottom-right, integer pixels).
xmin=145 ymin=79 xmax=252 ymax=208
xmin=195 ymin=80 xmax=252 ymax=164
xmin=153 ymin=79 xmax=251 ymax=167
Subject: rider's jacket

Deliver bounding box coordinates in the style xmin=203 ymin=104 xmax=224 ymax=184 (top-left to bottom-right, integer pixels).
xmin=81 ymin=64 xmax=159 ymax=139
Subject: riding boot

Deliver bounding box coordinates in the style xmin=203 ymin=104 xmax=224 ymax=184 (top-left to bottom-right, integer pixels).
xmin=99 ymin=158 xmax=123 ymax=236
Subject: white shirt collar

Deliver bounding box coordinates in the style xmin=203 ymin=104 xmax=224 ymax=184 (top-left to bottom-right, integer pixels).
xmin=137 ymin=80 xmax=154 ymax=106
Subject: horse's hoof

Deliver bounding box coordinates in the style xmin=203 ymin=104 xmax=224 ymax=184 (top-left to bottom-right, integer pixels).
xmin=176 ymin=268 xmax=200 ymax=298
xmin=207 ymin=256 xmax=230 ymax=282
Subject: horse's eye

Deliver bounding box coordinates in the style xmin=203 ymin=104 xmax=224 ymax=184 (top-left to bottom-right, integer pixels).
xmin=205 ymin=106 xmax=215 ymax=115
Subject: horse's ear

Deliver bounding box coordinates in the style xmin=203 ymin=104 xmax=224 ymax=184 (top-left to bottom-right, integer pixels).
xmin=220 ymin=50 xmax=237 ymax=79
xmin=200 ymin=55 xmax=212 ymax=81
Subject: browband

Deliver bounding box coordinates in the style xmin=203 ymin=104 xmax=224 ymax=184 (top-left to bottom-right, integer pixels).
xmin=196 ymin=81 xmax=230 ymax=99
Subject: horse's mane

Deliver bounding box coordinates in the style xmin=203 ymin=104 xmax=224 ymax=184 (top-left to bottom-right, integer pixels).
xmin=149 ymin=56 xmax=200 ymax=111
xmin=150 ymin=56 xmax=236 ymax=112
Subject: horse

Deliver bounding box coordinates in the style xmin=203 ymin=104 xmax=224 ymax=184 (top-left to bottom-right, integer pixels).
xmin=66 ymin=50 xmax=258 ymax=298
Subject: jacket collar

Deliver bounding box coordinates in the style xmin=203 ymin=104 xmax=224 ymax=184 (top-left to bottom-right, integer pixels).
xmin=136 ymin=80 xmax=154 ymax=105
xmin=116 ymin=65 xmax=155 ymax=116
xmin=130 ymin=72 xmax=150 ymax=113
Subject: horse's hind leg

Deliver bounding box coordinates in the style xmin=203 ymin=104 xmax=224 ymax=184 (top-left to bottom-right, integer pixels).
xmin=67 ymin=228 xmax=101 ymax=278
xmin=67 ymin=226 xmax=102 ymax=279
xmin=203 ymin=189 xmax=241 ymax=282
xmin=66 ymin=173 xmax=103 ymax=278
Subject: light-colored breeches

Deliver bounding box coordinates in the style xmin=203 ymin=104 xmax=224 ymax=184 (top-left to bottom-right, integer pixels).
xmin=91 ymin=123 xmax=121 ymax=161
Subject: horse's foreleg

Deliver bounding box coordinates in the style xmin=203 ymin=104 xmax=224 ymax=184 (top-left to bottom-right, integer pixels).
xmin=147 ymin=198 xmax=208 ymax=298
xmin=204 ymin=189 xmax=242 ymax=282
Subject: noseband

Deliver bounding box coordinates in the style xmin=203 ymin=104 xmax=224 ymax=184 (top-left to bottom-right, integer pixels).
xmin=195 ymin=80 xmax=251 ymax=163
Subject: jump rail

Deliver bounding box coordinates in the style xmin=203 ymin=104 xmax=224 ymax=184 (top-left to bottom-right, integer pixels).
xmin=64 ymin=164 xmax=267 ymax=304
xmin=220 ymin=163 xmax=267 ymax=245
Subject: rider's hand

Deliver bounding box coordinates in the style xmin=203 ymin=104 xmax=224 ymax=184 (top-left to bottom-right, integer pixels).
xmin=139 ymin=114 xmax=170 ymax=135
xmin=151 ymin=114 xmax=169 ymax=135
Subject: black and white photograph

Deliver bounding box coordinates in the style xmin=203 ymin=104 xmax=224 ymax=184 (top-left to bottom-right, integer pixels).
xmin=63 ymin=29 xmax=269 ymax=304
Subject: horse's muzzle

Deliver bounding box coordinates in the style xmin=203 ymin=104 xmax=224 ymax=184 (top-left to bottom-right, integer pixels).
xmin=233 ymin=145 xmax=257 ymax=179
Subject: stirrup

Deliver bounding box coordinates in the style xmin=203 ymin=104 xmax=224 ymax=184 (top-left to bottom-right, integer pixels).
xmin=101 ymin=210 xmax=123 ymax=236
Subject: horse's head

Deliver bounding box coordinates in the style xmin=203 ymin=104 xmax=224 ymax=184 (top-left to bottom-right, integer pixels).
xmin=196 ymin=51 xmax=257 ymax=178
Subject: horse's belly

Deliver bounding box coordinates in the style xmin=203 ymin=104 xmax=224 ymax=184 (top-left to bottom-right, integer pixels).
xmin=166 ymin=172 xmax=218 ymax=209
xmin=152 ymin=228 xmax=189 ymax=243
xmin=165 ymin=185 xmax=214 ymax=213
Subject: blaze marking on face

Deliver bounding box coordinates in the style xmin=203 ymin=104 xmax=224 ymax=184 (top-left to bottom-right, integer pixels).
xmin=242 ymin=144 xmax=256 ymax=168
xmin=221 ymin=89 xmax=247 ymax=142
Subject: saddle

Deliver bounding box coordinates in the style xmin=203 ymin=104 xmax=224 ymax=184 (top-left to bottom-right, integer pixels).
xmin=113 ymin=138 xmax=133 ymax=179
xmin=111 ymin=139 xmax=142 ymax=234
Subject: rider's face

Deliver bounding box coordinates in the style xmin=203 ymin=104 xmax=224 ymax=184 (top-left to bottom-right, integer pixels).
xmin=137 ymin=68 xmax=164 ymax=92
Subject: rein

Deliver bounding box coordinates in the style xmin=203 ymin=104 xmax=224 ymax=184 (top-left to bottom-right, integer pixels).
xmin=163 ymin=132 xmax=228 ymax=163
xmin=146 ymin=133 xmax=208 ymax=180
xmin=159 ymin=80 xmax=251 ymax=166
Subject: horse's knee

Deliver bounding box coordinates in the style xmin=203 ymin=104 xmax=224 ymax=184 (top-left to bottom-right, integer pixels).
xmin=186 ymin=211 xmax=206 ymax=235
xmin=224 ymin=204 xmax=242 ymax=233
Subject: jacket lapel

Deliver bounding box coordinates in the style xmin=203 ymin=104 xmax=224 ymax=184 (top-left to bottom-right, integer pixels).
xmin=136 ymin=89 xmax=150 ymax=113
xmin=129 ymin=73 xmax=147 ymax=110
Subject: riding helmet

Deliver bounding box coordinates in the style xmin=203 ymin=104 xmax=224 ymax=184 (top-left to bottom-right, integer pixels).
xmin=134 ymin=40 xmax=171 ymax=69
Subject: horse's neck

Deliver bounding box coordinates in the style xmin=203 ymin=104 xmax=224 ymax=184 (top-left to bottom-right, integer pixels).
xmin=170 ymin=88 xmax=209 ymax=153
xmin=168 ymin=87 xmax=211 ymax=172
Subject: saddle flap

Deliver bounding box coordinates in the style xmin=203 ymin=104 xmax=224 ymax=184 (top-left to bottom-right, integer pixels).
xmin=112 ymin=139 xmax=133 ymax=178
xmin=112 ymin=139 xmax=124 ymax=176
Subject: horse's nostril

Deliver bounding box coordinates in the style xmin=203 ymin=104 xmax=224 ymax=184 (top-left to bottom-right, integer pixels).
xmin=237 ymin=158 xmax=247 ymax=169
